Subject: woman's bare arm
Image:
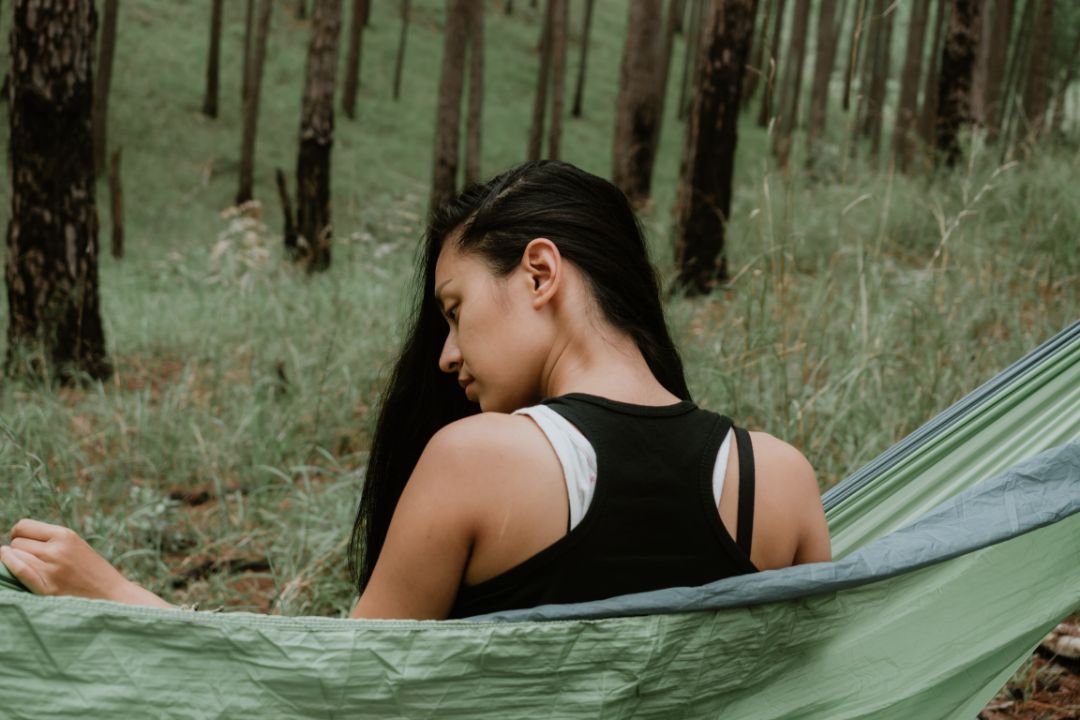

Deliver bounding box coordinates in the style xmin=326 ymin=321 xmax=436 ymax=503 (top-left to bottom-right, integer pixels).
xmin=2 ymin=518 xmax=172 ymax=608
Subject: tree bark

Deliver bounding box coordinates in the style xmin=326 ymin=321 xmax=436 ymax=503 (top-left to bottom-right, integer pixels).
xmin=1020 ymin=0 xmax=1053 ymax=143
xmin=983 ymin=0 xmax=1014 ymax=141
xmin=290 ymin=0 xmax=342 ymax=272
xmin=242 ymin=0 xmax=255 ymax=102
xmin=892 ymin=0 xmax=931 ymax=172
xmin=970 ymin=0 xmax=992 ymax=125
xmin=842 ymin=0 xmax=867 ymax=111
xmin=341 ymin=0 xmax=367 ymax=119
xmin=678 ymin=0 xmax=706 ymax=120
xmin=675 ymin=0 xmax=758 ymax=294
xmin=276 ymin=168 xmax=297 ymax=251
xmin=917 ymin=0 xmax=949 ymax=148
xmin=806 ymin=0 xmax=841 ymax=163
xmin=756 ymin=0 xmax=787 ymax=126
xmin=771 ymin=0 xmax=810 ymax=169
xmin=546 ymin=0 xmax=568 ymax=160
xmin=7 ymin=0 xmax=110 ymax=381
xmin=865 ymin=0 xmax=894 ymax=163
xmin=934 ymin=0 xmax=983 ymax=166
xmin=237 ymin=0 xmax=272 ymax=205
xmin=203 ymin=0 xmax=224 ymax=118
xmin=612 ymin=0 xmax=665 ymax=204
xmin=570 ymin=0 xmax=594 ymax=117
xmin=464 ymin=0 xmax=485 ymax=185
xmin=392 ymin=0 xmax=411 ymax=100
xmin=109 ymin=148 xmax=124 ymax=260
xmin=430 ymin=0 xmax=470 ymax=211
xmin=527 ymin=0 xmax=553 ymax=160
xmin=92 ymin=0 xmax=118 ymax=177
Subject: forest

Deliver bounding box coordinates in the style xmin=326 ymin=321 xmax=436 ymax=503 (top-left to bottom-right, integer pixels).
xmin=1 ymin=0 xmax=1078 ymax=716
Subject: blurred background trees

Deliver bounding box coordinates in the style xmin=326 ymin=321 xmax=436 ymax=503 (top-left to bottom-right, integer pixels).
xmin=3 ymin=0 xmax=1078 ymax=366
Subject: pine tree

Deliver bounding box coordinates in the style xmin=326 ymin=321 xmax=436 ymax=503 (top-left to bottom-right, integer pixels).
xmin=934 ymin=0 xmax=983 ymax=166
xmin=288 ymin=0 xmax=343 ymax=272
xmin=675 ymin=0 xmax=759 ymax=294
xmin=7 ymin=0 xmax=110 ymax=381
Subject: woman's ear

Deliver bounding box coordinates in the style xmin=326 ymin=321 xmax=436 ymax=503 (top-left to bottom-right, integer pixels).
xmin=521 ymin=238 xmax=561 ymax=309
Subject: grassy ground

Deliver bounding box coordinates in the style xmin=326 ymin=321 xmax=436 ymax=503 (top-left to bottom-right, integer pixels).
xmin=0 ymin=3 xmax=1078 ymax=705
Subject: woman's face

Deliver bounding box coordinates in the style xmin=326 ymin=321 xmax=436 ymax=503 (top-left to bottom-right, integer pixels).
xmin=433 ymin=240 xmax=553 ymax=413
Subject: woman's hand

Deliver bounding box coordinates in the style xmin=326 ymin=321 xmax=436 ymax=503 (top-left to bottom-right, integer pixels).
xmin=0 ymin=519 xmax=171 ymax=608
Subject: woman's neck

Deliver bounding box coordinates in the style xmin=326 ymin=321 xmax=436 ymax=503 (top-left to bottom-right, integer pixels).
xmin=538 ymin=319 xmax=681 ymax=408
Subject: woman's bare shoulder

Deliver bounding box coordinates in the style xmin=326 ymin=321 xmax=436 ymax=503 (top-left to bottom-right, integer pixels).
xmin=748 ymin=431 xmax=831 ymax=565
xmin=417 ymin=412 xmax=560 ymax=495
xmin=426 ymin=412 xmax=553 ymax=460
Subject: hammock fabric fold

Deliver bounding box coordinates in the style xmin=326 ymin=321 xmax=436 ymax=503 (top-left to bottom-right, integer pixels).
xmin=2 ymin=321 xmax=1079 ymax=719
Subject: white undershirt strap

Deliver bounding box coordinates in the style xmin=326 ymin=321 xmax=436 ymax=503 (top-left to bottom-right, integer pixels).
xmin=514 ymin=405 xmax=732 ymax=531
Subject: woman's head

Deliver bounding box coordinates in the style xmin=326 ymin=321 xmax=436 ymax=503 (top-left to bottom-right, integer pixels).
xmin=350 ymin=160 xmax=690 ymax=591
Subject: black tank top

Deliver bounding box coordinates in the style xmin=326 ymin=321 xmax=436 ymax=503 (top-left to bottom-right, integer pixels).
xmin=448 ymin=393 xmax=759 ymax=618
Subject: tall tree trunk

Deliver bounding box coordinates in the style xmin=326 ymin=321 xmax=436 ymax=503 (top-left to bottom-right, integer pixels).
xmin=341 ymin=0 xmax=367 ymax=119
xmin=806 ymin=0 xmax=841 ymax=165
xmin=678 ymin=0 xmax=706 ymax=120
xmin=756 ymin=0 xmax=787 ymax=126
xmin=430 ymin=0 xmax=470 ymax=211
xmin=297 ymin=0 xmax=308 ymax=19
xmin=464 ymin=0 xmax=485 ymax=185
xmin=546 ymin=0 xmax=568 ymax=159
xmin=527 ymin=0 xmax=553 ymax=160
xmin=109 ymin=148 xmax=124 ymax=260
xmin=771 ymin=0 xmax=810 ymax=169
xmin=237 ymin=0 xmax=272 ymax=205
xmin=855 ymin=0 xmax=889 ymax=161
xmin=92 ymin=0 xmax=118 ymax=177
xmin=203 ymin=0 xmax=224 ymax=118
xmin=743 ymin=0 xmax=772 ymax=101
xmin=854 ymin=0 xmax=882 ymax=140
xmin=893 ymin=0 xmax=931 ymax=172
xmin=392 ymin=0 xmax=411 ymax=100
xmin=868 ymin=2 xmax=894 ymax=161
xmin=675 ymin=0 xmax=758 ymax=294
xmin=983 ymin=0 xmax=1014 ymax=141
xmin=289 ymin=0 xmax=343 ymax=272
xmin=7 ymin=0 xmax=110 ymax=381
xmin=612 ymin=0 xmax=665 ymax=204
xmin=1020 ymin=0 xmax=1053 ymax=143
xmin=970 ymin=0 xmax=992 ymax=125
xmin=842 ymin=0 xmax=867 ymax=111
xmin=242 ymin=0 xmax=255 ymax=102
xmin=570 ymin=0 xmax=594 ymax=117
xmin=917 ymin=0 xmax=949 ymax=149
xmin=934 ymin=0 xmax=983 ymax=166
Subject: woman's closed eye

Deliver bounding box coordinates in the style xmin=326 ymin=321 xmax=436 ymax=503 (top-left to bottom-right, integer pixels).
xmin=445 ymin=305 xmax=459 ymax=323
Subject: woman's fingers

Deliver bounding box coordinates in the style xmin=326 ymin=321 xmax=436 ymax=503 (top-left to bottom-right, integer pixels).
xmin=9 ymin=536 xmax=51 ymax=558
xmin=0 ymin=545 xmax=49 ymax=595
xmin=10 ymin=518 xmax=64 ymax=542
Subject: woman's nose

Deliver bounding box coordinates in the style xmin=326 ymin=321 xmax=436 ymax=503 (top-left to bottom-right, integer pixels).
xmin=439 ymin=332 xmax=462 ymax=374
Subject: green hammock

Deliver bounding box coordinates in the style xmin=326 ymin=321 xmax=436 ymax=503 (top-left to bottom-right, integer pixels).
xmin=2 ymin=321 xmax=1079 ymax=719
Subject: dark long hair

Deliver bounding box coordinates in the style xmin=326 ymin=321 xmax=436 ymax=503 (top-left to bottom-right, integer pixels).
xmin=349 ymin=160 xmax=691 ymax=592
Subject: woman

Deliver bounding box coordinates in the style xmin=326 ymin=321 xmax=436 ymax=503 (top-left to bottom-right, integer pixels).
xmin=1 ymin=161 xmax=830 ymax=619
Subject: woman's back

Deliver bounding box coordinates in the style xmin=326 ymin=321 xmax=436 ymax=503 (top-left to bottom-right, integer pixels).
xmin=354 ymin=392 xmax=829 ymax=620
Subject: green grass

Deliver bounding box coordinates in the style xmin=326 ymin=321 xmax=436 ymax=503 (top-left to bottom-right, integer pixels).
xmin=0 ymin=0 xmax=1077 ymax=632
